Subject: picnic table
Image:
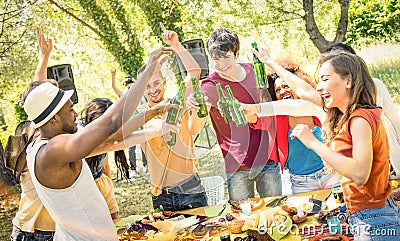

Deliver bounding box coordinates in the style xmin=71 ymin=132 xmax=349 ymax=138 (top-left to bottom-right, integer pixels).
xmin=179 ymin=189 xmax=349 ymax=240
xmin=116 ymin=188 xmax=352 ymax=240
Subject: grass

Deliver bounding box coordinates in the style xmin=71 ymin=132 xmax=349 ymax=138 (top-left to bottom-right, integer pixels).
xmin=359 ymin=43 xmax=400 ymax=103
xmin=114 ymin=144 xmax=226 ymax=217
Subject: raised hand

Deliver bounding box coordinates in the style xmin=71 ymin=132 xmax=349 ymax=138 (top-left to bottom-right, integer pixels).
xmin=186 ymin=92 xmax=200 ymax=112
xmin=34 ymin=26 xmax=52 ymax=81
xmin=111 ymin=69 xmax=116 ymax=81
xmin=162 ymin=121 xmax=180 ymax=142
xmin=251 ymin=47 xmax=273 ymax=66
xmin=239 ymin=103 xmax=260 ymax=116
xmin=290 ymin=124 xmax=318 ymax=149
xmin=160 ymin=22 xmax=180 ymax=48
xmin=36 ymin=26 xmax=52 ymax=56
xmin=239 ymin=103 xmax=259 ymax=123
xmin=145 ymin=46 xmax=174 ymax=74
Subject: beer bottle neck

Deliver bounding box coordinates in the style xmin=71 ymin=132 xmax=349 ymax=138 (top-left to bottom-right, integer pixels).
xmin=216 ymin=84 xmax=225 ymax=98
xmin=191 ymin=78 xmax=200 ymax=93
xmin=177 ymin=82 xmax=186 ymax=98
xmin=226 ymin=86 xmax=235 ymax=100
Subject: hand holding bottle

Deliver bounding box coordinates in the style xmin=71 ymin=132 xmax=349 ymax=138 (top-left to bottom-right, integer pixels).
xmin=216 ymin=83 xmax=233 ymax=124
xmin=145 ymin=119 xmax=180 ymax=141
xmin=191 ymin=77 xmax=208 ymax=118
xmin=186 ymin=93 xmax=210 ymax=112
xmin=239 ymin=103 xmax=260 ymax=116
xmin=251 ymin=46 xmax=274 ymax=67
xmin=252 ymin=42 xmax=267 ymax=89
xmin=165 ymin=82 xmax=186 ymax=145
xmin=239 ymin=103 xmax=260 ymax=123
xmin=225 ymin=85 xmax=247 ymax=127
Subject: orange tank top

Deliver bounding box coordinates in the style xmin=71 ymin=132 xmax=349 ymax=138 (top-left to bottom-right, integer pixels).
xmin=331 ymin=108 xmax=391 ymax=214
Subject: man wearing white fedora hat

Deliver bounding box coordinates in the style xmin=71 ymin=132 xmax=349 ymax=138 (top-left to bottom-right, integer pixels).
xmin=22 ymin=46 xmax=173 ymax=241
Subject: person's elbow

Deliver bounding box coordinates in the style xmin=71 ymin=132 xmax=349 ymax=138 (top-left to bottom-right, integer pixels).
xmin=352 ymin=171 xmax=370 ymax=186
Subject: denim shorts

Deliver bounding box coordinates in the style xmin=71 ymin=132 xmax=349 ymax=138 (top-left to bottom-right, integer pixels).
xmin=152 ymin=180 xmax=207 ymax=211
xmin=347 ymin=197 xmax=400 ymax=241
xmin=226 ymin=161 xmax=282 ymax=201
xmin=11 ymin=226 xmax=54 ymax=241
xmin=289 ymin=167 xmax=340 ymax=194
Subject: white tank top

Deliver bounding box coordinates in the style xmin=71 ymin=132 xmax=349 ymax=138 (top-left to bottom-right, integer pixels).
xmin=26 ymin=138 xmax=117 ymax=241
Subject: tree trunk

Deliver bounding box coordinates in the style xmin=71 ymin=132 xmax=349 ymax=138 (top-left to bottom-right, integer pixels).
xmin=303 ymin=0 xmax=350 ymax=53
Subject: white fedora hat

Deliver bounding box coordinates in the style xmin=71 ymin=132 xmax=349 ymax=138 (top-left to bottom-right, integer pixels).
xmin=23 ymin=82 xmax=74 ymax=128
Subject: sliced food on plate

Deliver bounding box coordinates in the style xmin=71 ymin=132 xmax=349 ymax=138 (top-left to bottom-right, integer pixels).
xmin=229 ymin=198 xmax=265 ymax=212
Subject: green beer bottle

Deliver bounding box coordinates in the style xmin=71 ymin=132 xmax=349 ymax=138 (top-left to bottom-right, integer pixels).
xmin=216 ymin=83 xmax=233 ymax=124
xmin=191 ymin=77 xmax=208 ymax=118
xmin=252 ymin=42 xmax=267 ymax=89
xmin=166 ymin=82 xmax=186 ymax=146
xmin=225 ymin=85 xmax=247 ymax=127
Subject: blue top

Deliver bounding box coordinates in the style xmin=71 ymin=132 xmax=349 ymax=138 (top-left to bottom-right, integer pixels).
xmin=286 ymin=126 xmax=324 ymax=175
xmin=88 ymin=153 xmax=107 ymax=180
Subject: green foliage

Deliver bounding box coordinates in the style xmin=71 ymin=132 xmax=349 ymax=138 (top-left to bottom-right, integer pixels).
xmin=77 ymin=0 xmax=145 ymax=76
xmin=0 ymin=0 xmax=37 ymax=143
xmin=347 ymin=0 xmax=400 ymax=44
xmin=12 ymin=98 xmax=28 ymax=124
xmin=134 ymin=0 xmax=184 ymax=42
xmin=165 ymin=53 xmax=183 ymax=85
xmin=1 ymin=0 xmax=400 ymax=146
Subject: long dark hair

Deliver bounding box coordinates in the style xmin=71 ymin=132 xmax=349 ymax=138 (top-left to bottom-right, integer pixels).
xmin=317 ymin=50 xmax=377 ymax=145
xmin=81 ymin=98 xmax=130 ymax=180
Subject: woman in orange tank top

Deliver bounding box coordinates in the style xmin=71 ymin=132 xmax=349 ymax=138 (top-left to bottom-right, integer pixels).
xmin=288 ymin=51 xmax=400 ymax=240
xmin=251 ymin=45 xmax=400 ymax=240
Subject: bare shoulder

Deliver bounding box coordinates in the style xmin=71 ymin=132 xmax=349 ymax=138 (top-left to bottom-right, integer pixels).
xmin=349 ymin=116 xmax=372 ymax=138
xmin=39 ymin=133 xmax=81 ymax=166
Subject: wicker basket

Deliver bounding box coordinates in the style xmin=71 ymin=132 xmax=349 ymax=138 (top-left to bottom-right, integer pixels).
xmin=200 ymin=176 xmax=225 ymax=206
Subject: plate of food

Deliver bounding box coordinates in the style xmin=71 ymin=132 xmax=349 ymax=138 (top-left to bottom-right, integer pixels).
xmin=189 ymin=220 xmax=224 ymax=238
xmin=229 ymin=198 xmax=265 ymax=213
xmin=241 ymin=207 xmax=292 ymax=240
xmin=280 ymin=204 xmax=307 ymax=223
xmin=285 ymin=197 xmax=324 ymax=215
xmin=118 ymin=221 xmax=176 ymax=241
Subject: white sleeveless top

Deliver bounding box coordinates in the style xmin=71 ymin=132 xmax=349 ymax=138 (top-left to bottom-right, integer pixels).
xmin=26 ymin=139 xmax=117 ymax=241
